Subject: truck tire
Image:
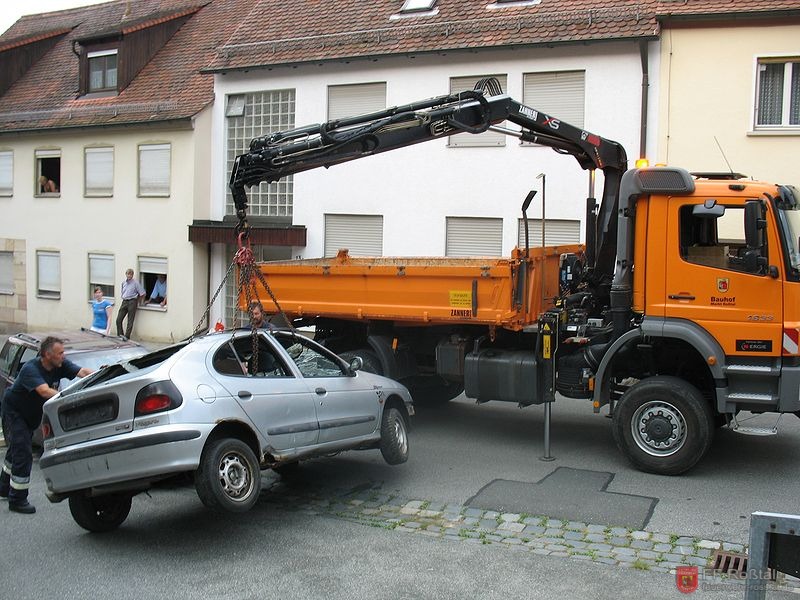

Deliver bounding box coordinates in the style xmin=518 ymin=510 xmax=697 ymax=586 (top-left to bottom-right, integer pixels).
xmin=612 ymin=376 xmax=714 ymax=475
xmin=340 ymin=349 xmax=383 ymax=375
xmin=403 ymin=375 xmax=463 ymax=406
xmin=68 ymin=493 xmax=132 ymax=532
xmin=380 ymin=407 xmax=409 ymax=465
xmin=195 ymin=438 xmax=261 ymax=513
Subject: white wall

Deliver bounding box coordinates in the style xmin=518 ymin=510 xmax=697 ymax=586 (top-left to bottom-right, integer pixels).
xmin=0 ymin=113 xmax=212 ymax=342
xmin=213 ymin=42 xmax=657 ymax=258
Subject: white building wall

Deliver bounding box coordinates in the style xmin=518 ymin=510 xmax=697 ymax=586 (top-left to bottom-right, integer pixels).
xmin=213 ymin=42 xmax=658 ymax=259
xmin=0 ymin=112 xmax=212 ymax=342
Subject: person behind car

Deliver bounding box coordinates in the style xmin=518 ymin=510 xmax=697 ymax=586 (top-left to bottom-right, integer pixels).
xmin=1 ymin=337 xmax=93 ymax=514
xmin=116 ymin=268 xmax=146 ymax=340
xmin=248 ymin=300 xmax=275 ymax=330
xmin=90 ymin=287 xmax=113 ymax=335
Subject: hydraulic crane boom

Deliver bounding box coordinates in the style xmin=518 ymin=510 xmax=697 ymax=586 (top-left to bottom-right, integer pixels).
xmin=229 ymin=81 xmax=628 ymax=284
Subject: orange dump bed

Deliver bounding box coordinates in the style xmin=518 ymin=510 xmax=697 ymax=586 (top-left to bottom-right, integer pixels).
xmin=249 ymin=246 xmax=581 ymax=331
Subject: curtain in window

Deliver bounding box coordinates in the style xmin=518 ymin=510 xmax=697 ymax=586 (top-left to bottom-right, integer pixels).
xmin=757 ymin=63 xmax=784 ymax=125
xmin=139 ymin=144 xmax=170 ymax=195
xmin=791 ymin=62 xmax=800 ymax=125
xmin=85 ymin=147 xmax=113 ymax=195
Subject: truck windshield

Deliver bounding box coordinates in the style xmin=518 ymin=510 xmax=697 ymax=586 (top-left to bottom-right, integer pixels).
xmin=775 ymin=186 xmax=800 ymax=273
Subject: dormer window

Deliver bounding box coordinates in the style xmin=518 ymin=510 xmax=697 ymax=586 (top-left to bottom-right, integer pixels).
xmin=400 ymin=0 xmax=436 ymax=12
xmin=88 ymin=49 xmax=118 ymax=92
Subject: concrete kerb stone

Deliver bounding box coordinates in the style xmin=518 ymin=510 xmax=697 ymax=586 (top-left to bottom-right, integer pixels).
xmin=265 ymin=491 xmax=797 ymax=595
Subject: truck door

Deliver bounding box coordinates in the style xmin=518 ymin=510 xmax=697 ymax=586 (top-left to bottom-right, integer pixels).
xmin=664 ymin=197 xmax=783 ymax=357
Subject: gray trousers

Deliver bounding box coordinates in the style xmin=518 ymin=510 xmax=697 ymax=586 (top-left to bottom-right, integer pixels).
xmin=116 ymin=298 xmax=139 ymax=338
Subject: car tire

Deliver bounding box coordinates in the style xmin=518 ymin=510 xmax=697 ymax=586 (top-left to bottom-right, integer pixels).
xmin=612 ymin=376 xmax=714 ymax=475
xmin=68 ymin=493 xmax=132 ymax=533
xmin=195 ymin=437 xmax=261 ymax=513
xmin=379 ymin=407 xmax=409 ymax=465
xmin=340 ymin=349 xmax=383 ymax=375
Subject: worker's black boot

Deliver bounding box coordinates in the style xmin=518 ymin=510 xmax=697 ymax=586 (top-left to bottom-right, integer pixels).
xmin=9 ymin=500 xmax=36 ymax=514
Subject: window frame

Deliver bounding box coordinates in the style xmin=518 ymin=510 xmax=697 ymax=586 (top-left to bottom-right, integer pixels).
xmin=0 ymin=150 xmax=12 ymax=197
xmin=138 ymin=143 xmax=171 ymax=197
xmin=754 ymin=57 xmax=800 ymax=130
xmin=0 ymin=251 xmax=13 ymax=294
xmin=87 ymin=49 xmax=118 ymax=93
xmin=84 ymin=146 xmax=114 ymax=197
xmin=400 ymin=0 xmax=437 ymax=13
xmin=88 ymin=253 xmax=115 ymax=300
xmin=137 ymin=256 xmax=168 ymax=310
xmin=36 ymin=250 xmax=61 ymax=300
xmin=522 ymin=70 xmax=586 ymax=133
xmin=35 ymin=149 xmax=61 ymax=197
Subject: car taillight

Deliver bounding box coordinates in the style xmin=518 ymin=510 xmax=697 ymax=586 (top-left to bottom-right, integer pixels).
xmin=41 ymin=415 xmax=53 ymax=439
xmin=134 ymin=381 xmax=183 ymax=417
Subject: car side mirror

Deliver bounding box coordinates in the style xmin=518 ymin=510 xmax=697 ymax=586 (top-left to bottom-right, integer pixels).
xmin=349 ymin=356 xmax=363 ymax=373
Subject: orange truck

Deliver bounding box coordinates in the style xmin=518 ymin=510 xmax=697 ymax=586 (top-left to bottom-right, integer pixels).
xmin=229 ymin=83 xmax=800 ymax=475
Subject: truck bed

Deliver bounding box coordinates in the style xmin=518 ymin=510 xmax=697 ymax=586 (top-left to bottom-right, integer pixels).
xmin=250 ymin=246 xmax=580 ymax=330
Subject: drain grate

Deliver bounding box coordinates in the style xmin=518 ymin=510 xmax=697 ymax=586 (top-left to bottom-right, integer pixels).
xmin=710 ymin=551 xmax=749 ymax=578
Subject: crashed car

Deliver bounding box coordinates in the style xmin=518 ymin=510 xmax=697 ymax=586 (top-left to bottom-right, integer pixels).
xmin=39 ymin=329 xmax=413 ymax=532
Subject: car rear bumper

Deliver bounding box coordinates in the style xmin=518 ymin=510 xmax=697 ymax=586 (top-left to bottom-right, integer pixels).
xmin=40 ymin=424 xmax=214 ymax=496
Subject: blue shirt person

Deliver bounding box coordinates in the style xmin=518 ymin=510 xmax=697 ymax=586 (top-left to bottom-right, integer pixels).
xmin=149 ymin=274 xmax=167 ymax=307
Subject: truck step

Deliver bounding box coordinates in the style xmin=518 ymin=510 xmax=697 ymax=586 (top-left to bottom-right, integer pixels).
xmin=726 ymin=392 xmax=778 ymax=404
xmin=729 ymin=414 xmax=780 ymax=436
xmin=724 ymin=364 xmax=780 ymax=376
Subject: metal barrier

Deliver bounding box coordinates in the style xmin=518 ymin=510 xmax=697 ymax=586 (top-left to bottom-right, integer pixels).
xmin=745 ymin=511 xmax=800 ymax=599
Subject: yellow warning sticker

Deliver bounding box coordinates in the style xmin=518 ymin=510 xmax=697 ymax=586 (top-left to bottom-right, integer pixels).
xmin=543 ymin=335 xmax=551 ymax=359
xmin=449 ymin=290 xmax=472 ymax=308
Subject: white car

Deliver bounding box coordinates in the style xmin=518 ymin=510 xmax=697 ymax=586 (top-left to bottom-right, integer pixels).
xmin=40 ymin=329 xmax=413 ymax=532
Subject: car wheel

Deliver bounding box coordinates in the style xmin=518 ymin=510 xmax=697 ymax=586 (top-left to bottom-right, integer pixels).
xmin=340 ymin=349 xmax=383 ymax=375
xmin=380 ymin=407 xmax=409 ymax=465
xmin=612 ymin=376 xmax=714 ymax=475
xmin=195 ymin=438 xmax=261 ymax=513
xmin=68 ymin=493 xmax=132 ymax=533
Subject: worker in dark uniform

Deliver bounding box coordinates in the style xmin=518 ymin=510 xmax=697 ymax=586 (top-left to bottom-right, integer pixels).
xmin=0 ymin=336 xmax=92 ymax=514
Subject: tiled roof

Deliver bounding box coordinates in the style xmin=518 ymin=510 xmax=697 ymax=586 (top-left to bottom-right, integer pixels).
xmin=207 ymin=0 xmax=663 ymax=72
xmin=0 ymin=0 xmax=249 ymax=132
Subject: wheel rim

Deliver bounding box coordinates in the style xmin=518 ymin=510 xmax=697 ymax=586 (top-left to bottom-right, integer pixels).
xmin=218 ymin=450 xmax=255 ymax=502
xmin=393 ymin=415 xmax=408 ymax=455
xmin=630 ymin=400 xmax=687 ymax=457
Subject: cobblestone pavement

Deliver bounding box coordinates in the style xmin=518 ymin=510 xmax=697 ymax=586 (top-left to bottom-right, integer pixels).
xmin=262 ymin=479 xmax=800 ymax=595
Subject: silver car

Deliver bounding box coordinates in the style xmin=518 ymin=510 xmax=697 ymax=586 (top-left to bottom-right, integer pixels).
xmin=40 ymin=329 xmax=413 ymax=532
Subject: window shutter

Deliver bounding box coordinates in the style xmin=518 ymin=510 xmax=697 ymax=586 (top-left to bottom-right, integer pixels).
xmin=328 ymin=83 xmax=387 ymax=121
xmin=446 ymin=217 xmax=503 ymax=257
xmin=138 ymin=256 xmax=167 ymax=275
xmin=139 ymin=144 xmax=170 ymax=196
xmin=37 ymin=251 xmax=60 ymax=295
xmin=449 ymin=75 xmax=507 ymax=147
xmin=523 ymin=71 xmax=585 ymax=128
xmin=324 ymin=214 xmax=383 ymax=257
xmin=0 ymin=252 xmax=12 ymax=293
xmin=0 ymin=151 xmax=12 ymax=195
xmin=89 ymin=253 xmax=115 ymax=285
xmin=517 ymin=219 xmax=580 ymax=247
xmin=85 ymin=147 xmax=113 ymax=195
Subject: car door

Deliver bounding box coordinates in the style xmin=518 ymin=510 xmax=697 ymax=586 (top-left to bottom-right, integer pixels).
xmin=210 ymin=333 xmax=319 ymax=451
xmin=0 ymin=340 xmax=24 ymax=399
xmin=275 ymin=333 xmax=380 ymax=444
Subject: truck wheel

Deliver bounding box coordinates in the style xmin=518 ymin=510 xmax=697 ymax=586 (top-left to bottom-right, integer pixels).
xmin=341 ymin=349 xmax=383 ymax=375
xmin=195 ymin=438 xmax=261 ymax=513
xmin=404 ymin=376 xmax=464 ymax=406
xmin=68 ymin=493 xmax=132 ymax=532
xmin=612 ymin=376 xmax=713 ymax=475
xmin=380 ymin=407 xmax=409 ymax=465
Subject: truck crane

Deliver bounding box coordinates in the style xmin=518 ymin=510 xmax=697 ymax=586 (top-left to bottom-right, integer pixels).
xmin=229 ymin=80 xmax=800 ymax=475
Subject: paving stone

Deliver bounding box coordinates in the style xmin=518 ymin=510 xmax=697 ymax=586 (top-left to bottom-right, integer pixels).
xmin=630 ymin=540 xmax=655 ymax=551
xmin=566 ymin=521 xmax=587 ymax=531
xmin=631 ymin=531 xmax=650 ymax=541
xmin=484 ymin=511 xmax=500 ymax=519
xmin=400 ymin=507 xmax=420 ymax=515
xmin=585 ymin=533 xmax=607 ymax=543
xmin=426 ymin=503 xmax=446 ymax=512
xmin=442 ymin=514 xmax=463 ymax=523
xmin=586 ymin=524 xmax=607 ymax=534
xmin=595 ymin=551 xmax=614 ymax=559
xmin=525 ymin=539 xmax=547 ymax=549
xmin=616 ymin=554 xmax=638 ymax=563
xmin=684 ymin=555 xmax=711 ymax=567
xmin=523 ymin=516 xmax=544 ymax=526
xmin=651 ymin=533 xmax=671 ymax=544
xmin=675 ymin=536 xmax=695 ymax=546
xmin=696 ymin=548 xmax=712 ymax=558
xmin=612 ymin=547 xmax=637 ymax=556
xmin=523 ymin=525 xmax=546 ymax=535
xmin=722 ymin=543 xmax=745 ymax=553
xmin=563 ymin=531 xmax=584 ymax=541
xmin=572 ymin=553 xmax=593 ymax=561
xmin=596 ymin=557 xmax=619 ymax=565
xmin=404 ymin=500 xmax=425 ymax=510
xmin=464 ymin=508 xmax=484 ymax=518
xmin=587 ymin=543 xmax=613 ymax=552
xmin=545 ymin=544 xmax=569 ymax=552
xmin=361 ymin=508 xmax=380 ymax=515
xmin=637 ymin=550 xmax=659 ymax=560
xmin=419 ymin=530 xmax=440 ymax=538
xmin=463 ymin=517 xmax=480 ymax=526
xmin=674 ymin=545 xmax=694 ymax=556
xmin=498 ymin=522 xmax=525 ymax=533
xmin=418 ymin=510 xmax=442 ymax=518
xmin=653 ymin=543 xmax=673 ymax=553
xmin=564 ymin=540 xmax=588 ymax=550
xmin=544 ymin=528 xmax=563 ymax=537
xmin=404 ymin=521 xmax=422 ymax=529
xmin=478 ymin=519 xmax=498 ymax=530
xmin=500 ymin=513 xmax=522 ymax=522
xmin=426 ymin=526 xmax=443 ymax=533
xmin=485 ymin=534 xmax=503 ymax=542
xmin=697 ymin=540 xmax=721 ymax=550
xmin=540 ymin=537 xmax=566 ymax=546
xmin=610 ymin=527 xmax=629 ymax=537
xmin=609 ymin=537 xmax=629 ymax=547
xmin=502 ymin=537 xmax=523 ymax=545
xmin=546 ymin=519 xmax=564 ymax=528
xmin=463 ymin=531 xmax=481 ymax=539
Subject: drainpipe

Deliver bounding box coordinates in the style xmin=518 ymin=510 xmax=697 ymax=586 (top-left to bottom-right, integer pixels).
xmin=639 ymin=41 xmax=649 ymax=161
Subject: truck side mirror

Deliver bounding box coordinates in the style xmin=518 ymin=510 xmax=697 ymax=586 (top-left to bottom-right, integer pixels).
xmin=744 ymin=200 xmax=766 ymax=250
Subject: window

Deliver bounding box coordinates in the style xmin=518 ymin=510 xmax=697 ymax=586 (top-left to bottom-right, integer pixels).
xmin=517 ymin=219 xmax=581 ymax=248
xmin=85 ymin=147 xmax=114 ymax=196
xmin=87 ymin=49 xmax=118 ymax=92
xmin=138 ymin=143 xmax=170 ymax=196
xmin=88 ymin=253 xmax=115 ymax=299
xmin=138 ymin=256 xmax=168 ymax=307
xmin=223 ymin=244 xmax=291 ymax=326
xmin=523 ymin=71 xmax=585 ymax=129
xmin=400 ymin=0 xmax=436 ymax=13
xmin=328 ymin=83 xmax=387 ymax=121
xmin=0 ymin=251 xmax=13 ymax=294
xmin=448 ymin=75 xmax=508 ymax=147
xmin=226 ymin=89 xmax=295 ymax=217
xmin=755 ymin=59 xmax=800 ymax=128
xmin=446 ymin=217 xmax=503 ymax=257
xmin=213 ymin=335 xmax=288 ymax=378
xmin=324 ymin=214 xmax=383 ymax=257
xmin=35 ymin=149 xmax=60 ymax=195
xmin=278 ymin=335 xmax=346 ymax=378
xmin=37 ymin=250 xmax=61 ymax=299
xmin=0 ymin=151 xmax=12 ymax=196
